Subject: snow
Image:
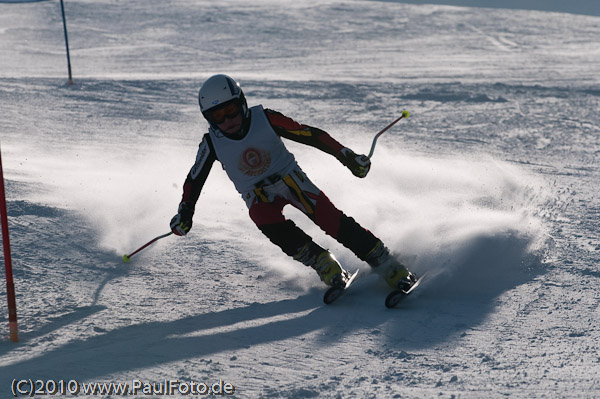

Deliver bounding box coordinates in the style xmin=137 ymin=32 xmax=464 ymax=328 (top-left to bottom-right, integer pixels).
xmin=1 ymin=0 xmax=599 ymax=397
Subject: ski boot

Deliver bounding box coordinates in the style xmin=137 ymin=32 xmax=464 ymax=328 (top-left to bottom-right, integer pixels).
xmin=386 ymin=267 xmax=417 ymax=292
xmin=366 ymin=241 xmax=417 ymax=291
xmin=313 ymin=251 xmax=349 ymax=287
xmin=294 ymin=242 xmax=349 ymax=287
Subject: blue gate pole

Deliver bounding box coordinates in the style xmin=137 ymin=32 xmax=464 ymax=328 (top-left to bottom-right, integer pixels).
xmin=59 ymin=0 xmax=73 ymax=85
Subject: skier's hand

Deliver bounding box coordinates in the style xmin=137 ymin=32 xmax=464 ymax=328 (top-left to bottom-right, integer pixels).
xmin=170 ymin=202 xmax=194 ymax=236
xmin=337 ymin=147 xmax=371 ymax=178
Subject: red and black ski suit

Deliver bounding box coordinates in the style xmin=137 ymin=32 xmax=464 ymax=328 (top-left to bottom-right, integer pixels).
xmin=178 ymin=107 xmax=380 ymax=265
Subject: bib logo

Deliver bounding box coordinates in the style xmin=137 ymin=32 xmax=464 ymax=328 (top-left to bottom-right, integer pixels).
xmin=239 ymin=148 xmax=271 ymax=176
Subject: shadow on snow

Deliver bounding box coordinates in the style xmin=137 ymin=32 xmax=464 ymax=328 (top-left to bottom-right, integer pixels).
xmin=1 ymin=233 xmax=545 ymax=383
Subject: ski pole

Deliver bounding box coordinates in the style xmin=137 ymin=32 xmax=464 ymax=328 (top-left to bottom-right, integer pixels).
xmin=367 ymin=110 xmax=410 ymax=159
xmin=123 ymin=232 xmax=172 ymax=263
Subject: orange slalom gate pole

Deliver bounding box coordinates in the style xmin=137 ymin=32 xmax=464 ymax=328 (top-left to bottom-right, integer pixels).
xmin=0 ymin=145 xmax=18 ymax=342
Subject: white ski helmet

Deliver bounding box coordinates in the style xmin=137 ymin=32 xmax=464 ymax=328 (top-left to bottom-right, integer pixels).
xmin=198 ymin=74 xmax=249 ymax=132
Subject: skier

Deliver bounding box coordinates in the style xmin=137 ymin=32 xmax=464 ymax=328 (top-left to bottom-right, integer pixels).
xmin=170 ymin=74 xmax=416 ymax=291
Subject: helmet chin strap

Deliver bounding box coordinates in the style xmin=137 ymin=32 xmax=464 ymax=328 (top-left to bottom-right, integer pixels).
xmin=222 ymin=128 xmax=246 ymax=140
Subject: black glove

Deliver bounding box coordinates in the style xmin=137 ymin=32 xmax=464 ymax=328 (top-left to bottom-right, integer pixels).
xmin=170 ymin=202 xmax=194 ymax=236
xmin=337 ymin=147 xmax=371 ymax=178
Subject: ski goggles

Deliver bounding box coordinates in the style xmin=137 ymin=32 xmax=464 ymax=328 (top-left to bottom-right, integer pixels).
xmin=208 ymin=101 xmax=242 ymax=124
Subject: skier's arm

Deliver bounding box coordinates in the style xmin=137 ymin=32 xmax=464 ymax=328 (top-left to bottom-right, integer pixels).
xmin=265 ymin=109 xmax=344 ymax=156
xmin=265 ymin=109 xmax=371 ymax=178
xmin=171 ymin=134 xmax=217 ymax=235
xmin=181 ymin=134 xmax=217 ymax=206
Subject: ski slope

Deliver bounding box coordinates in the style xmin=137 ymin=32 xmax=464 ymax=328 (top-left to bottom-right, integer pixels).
xmin=1 ymin=0 xmax=599 ymax=397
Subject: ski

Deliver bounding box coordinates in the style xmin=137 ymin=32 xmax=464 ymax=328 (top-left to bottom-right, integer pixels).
xmin=384 ymin=272 xmax=427 ymax=308
xmin=323 ymin=269 xmax=360 ymax=305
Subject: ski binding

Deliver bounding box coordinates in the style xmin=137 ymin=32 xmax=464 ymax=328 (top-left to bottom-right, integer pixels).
xmin=323 ymin=269 xmax=360 ymax=305
xmin=384 ymin=272 xmax=427 ymax=308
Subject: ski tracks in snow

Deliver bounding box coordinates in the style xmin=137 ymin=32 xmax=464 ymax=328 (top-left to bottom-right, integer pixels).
xmin=465 ymin=23 xmax=521 ymax=52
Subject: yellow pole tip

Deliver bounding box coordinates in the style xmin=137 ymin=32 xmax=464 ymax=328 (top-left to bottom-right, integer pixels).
xmin=123 ymin=254 xmax=131 ymax=263
xmin=402 ymin=110 xmax=410 ymax=118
